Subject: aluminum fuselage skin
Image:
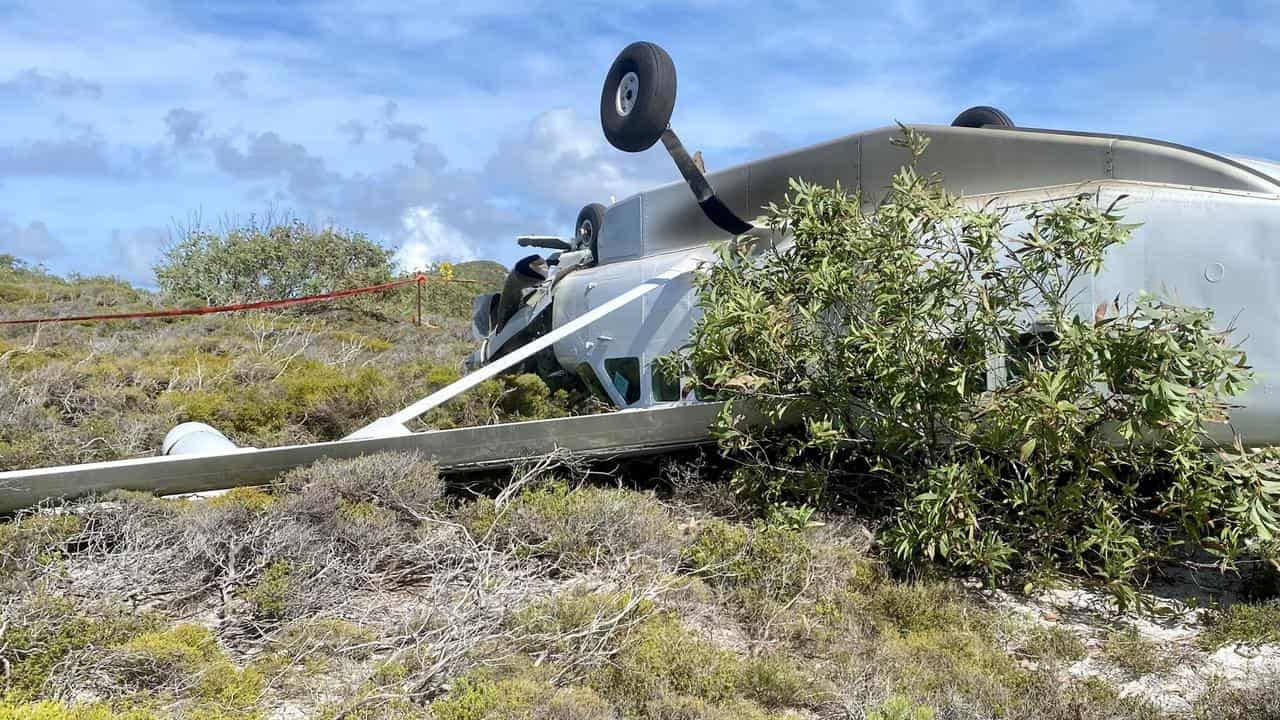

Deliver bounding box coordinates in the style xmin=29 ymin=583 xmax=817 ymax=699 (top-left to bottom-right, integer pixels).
xmin=542 ymin=123 xmax=1280 ymax=444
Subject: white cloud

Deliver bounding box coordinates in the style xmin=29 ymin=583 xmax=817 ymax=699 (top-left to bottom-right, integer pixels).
xmin=0 ymin=218 xmax=63 ymax=260
xmin=487 ymin=107 xmax=671 ymax=208
xmin=0 ymin=68 xmax=102 ymax=99
xmin=108 ymin=226 xmax=167 ymax=286
xmin=392 ymin=206 xmax=478 ymax=271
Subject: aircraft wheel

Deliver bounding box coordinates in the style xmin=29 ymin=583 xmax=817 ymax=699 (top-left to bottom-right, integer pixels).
xmin=600 ymin=42 xmax=677 ymax=152
xmin=576 ymin=203 xmax=606 ymax=259
xmin=951 ymin=105 xmax=1015 ymax=129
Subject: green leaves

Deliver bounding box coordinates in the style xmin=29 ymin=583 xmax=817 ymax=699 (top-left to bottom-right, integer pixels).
xmin=678 ymin=128 xmax=1270 ymax=606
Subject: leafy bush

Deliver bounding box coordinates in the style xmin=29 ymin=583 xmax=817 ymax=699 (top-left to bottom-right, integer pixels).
xmin=241 ymin=559 xmax=294 ymax=621
xmin=154 ymin=217 xmax=393 ymax=304
xmin=675 ymin=128 xmax=1273 ymax=602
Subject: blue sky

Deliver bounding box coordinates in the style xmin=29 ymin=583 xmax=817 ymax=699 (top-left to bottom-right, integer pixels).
xmin=0 ymin=0 xmax=1277 ymax=286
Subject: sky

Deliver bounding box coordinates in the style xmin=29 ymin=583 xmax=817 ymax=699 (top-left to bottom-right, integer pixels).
xmin=0 ymin=0 xmax=1277 ymax=287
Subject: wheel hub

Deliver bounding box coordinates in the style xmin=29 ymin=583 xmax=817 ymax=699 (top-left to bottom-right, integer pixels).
xmin=616 ymin=71 xmax=639 ymax=117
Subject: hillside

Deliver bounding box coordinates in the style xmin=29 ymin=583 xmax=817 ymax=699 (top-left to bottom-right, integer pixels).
xmin=0 ymin=255 xmax=575 ymax=472
xmin=0 ymin=258 xmax=1278 ymax=719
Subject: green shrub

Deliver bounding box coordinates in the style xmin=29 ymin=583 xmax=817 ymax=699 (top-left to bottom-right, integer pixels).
xmin=279 ymin=360 xmax=388 ymax=436
xmin=867 ymin=696 xmax=935 ymax=720
xmin=675 ymin=128 xmax=1267 ymax=603
xmin=1198 ymin=601 xmax=1280 ymax=649
xmin=1100 ymin=625 xmax=1174 ymax=676
xmin=430 ymin=674 xmax=613 ymax=720
xmin=118 ymin=623 xmax=220 ymax=672
xmin=0 ymin=598 xmax=160 ymax=701
xmin=1020 ymin=624 xmax=1088 ymax=664
xmin=422 ymin=372 xmax=569 ymax=429
xmin=683 ymin=520 xmax=814 ymax=624
xmin=208 ymin=486 xmax=276 ymax=513
xmin=1193 ymin=683 xmax=1280 ymax=720
xmin=159 ymin=387 xmax=289 ymax=435
xmin=109 ymin=624 xmax=264 ymax=709
xmin=273 ymin=618 xmax=377 ymax=662
xmin=0 ymin=512 xmax=84 ymax=572
xmin=885 ymin=627 xmax=1037 ymax=712
xmin=463 ymin=483 xmax=679 ymax=569
xmin=866 ymin=581 xmax=989 ymax=638
xmin=240 ymin=560 xmax=294 ymax=621
xmin=506 ymin=588 xmax=657 ymax=681
xmin=589 ymin=614 xmax=744 ymax=711
xmin=155 ymin=218 xmax=393 ymax=305
xmin=581 ymin=611 xmax=817 ymax=715
xmin=0 ymin=701 xmax=160 ymax=720
xmin=737 ymin=653 xmax=821 ymax=708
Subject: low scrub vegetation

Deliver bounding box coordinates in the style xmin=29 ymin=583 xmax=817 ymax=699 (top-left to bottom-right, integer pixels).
xmin=0 ymin=251 xmax=573 ymax=470
xmin=1 ymin=454 xmax=1276 ymax=717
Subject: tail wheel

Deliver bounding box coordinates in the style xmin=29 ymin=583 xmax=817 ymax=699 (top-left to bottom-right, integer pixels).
xmin=576 ymin=203 xmax=606 ymax=260
xmin=600 ymin=42 xmax=677 ymax=152
xmin=951 ymin=105 xmax=1015 ymax=129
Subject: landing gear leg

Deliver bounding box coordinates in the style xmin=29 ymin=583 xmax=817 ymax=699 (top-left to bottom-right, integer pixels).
xmin=599 ymin=41 xmax=755 ymax=236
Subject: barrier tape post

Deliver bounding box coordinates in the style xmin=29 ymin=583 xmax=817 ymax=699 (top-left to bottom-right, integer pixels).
xmin=415 ymin=274 xmax=424 ymax=326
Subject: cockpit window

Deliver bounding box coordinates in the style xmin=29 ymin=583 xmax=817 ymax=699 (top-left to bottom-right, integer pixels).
xmin=652 ymin=363 xmax=681 ymax=402
xmin=1007 ymin=327 xmax=1059 ymax=380
xmin=605 ymin=357 xmax=641 ymax=405
xmin=575 ymin=362 xmax=610 ymax=403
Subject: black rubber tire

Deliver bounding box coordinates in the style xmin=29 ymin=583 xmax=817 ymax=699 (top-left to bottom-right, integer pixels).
xmin=576 ymin=203 xmax=607 ymax=259
xmin=600 ymin=42 xmax=677 ymax=152
xmin=951 ymin=106 xmax=1015 ymax=129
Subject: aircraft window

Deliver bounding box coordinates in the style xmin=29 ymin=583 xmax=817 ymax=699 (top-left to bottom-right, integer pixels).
xmin=945 ymin=335 xmax=990 ymax=395
xmin=605 ymin=357 xmax=642 ymax=405
xmin=693 ymin=384 xmax=724 ymax=402
xmin=652 ymin=364 xmax=682 ymax=402
xmin=575 ymin=362 xmax=611 ymax=403
xmin=1007 ymin=328 xmax=1059 ymax=379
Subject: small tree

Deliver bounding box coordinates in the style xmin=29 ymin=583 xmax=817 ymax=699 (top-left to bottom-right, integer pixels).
xmin=674 ymin=128 xmax=1277 ymax=602
xmin=155 ymin=218 xmax=394 ymax=305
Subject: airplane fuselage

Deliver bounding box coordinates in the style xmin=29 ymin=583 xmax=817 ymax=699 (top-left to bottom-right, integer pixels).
xmin=488 ymin=123 xmax=1280 ymax=444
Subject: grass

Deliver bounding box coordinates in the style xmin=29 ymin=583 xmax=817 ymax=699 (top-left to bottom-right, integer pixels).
xmin=1101 ymin=625 xmax=1177 ymax=676
xmin=1198 ymin=601 xmax=1280 ymax=649
xmin=461 ymin=481 xmax=682 ymax=570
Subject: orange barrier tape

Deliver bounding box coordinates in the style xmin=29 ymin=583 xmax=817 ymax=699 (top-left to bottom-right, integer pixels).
xmin=0 ymin=274 xmax=478 ymax=326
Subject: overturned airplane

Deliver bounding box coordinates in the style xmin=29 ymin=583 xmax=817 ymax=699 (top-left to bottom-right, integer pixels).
xmin=470 ymin=42 xmax=1280 ymax=438
xmin=4 ymin=41 xmax=1280 ymax=510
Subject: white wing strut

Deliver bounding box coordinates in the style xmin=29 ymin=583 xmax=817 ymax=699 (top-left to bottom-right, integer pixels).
xmin=347 ymin=259 xmax=698 ymax=439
